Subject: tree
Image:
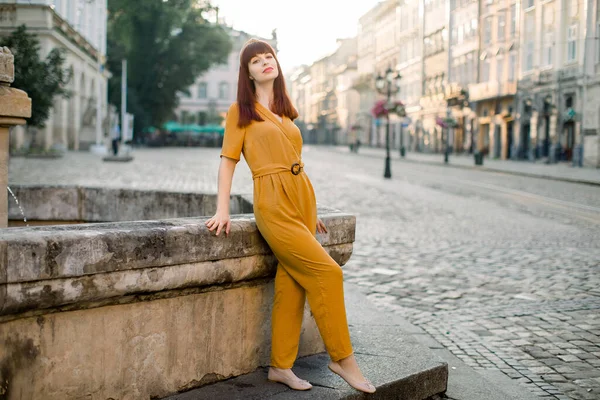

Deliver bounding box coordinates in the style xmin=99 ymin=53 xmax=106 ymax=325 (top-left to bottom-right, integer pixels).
xmin=107 ymin=0 xmax=232 ymax=138
xmin=1 ymin=25 xmax=69 ymax=129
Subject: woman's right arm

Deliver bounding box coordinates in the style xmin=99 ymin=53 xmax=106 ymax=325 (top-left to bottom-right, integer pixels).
xmin=205 ymin=156 xmax=237 ymax=236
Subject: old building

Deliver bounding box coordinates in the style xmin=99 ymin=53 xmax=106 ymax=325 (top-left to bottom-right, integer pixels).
xmin=0 ymin=0 xmax=109 ymax=151
xmin=354 ymin=2 xmax=382 ymax=147
xmin=446 ymin=0 xmax=479 ymax=154
xmin=374 ymin=0 xmax=401 ymax=148
xmin=287 ymin=64 xmax=312 ymax=140
xmin=581 ymin=0 xmax=600 ymax=167
xmin=397 ymin=0 xmax=423 ymax=152
xmin=515 ymin=0 xmax=590 ymax=163
xmin=468 ymin=0 xmax=519 ymax=160
xmin=420 ymin=0 xmax=449 ymax=153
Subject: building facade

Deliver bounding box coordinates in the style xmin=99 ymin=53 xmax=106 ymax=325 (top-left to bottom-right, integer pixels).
xmin=397 ymin=0 xmax=423 ymax=152
xmin=516 ymin=0 xmax=593 ymax=164
xmin=0 ymin=0 xmax=109 ymax=151
xmin=468 ymin=0 xmax=519 ymax=160
xmin=354 ymin=2 xmax=382 ymax=147
xmin=420 ymin=0 xmax=449 ymax=153
xmin=581 ymin=0 xmax=600 ymax=167
xmin=445 ymin=0 xmax=479 ymax=154
xmin=175 ymin=28 xmax=277 ymax=126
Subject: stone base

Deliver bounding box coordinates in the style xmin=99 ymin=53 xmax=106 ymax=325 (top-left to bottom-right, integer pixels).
xmin=103 ymin=155 xmax=134 ymax=162
xmin=0 ymin=281 xmax=325 ymax=400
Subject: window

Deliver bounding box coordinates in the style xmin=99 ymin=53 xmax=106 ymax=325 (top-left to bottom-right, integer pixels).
xmin=496 ymin=57 xmax=504 ymax=81
xmin=484 ymin=17 xmax=492 ymax=44
xmin=198 ymin=82 xmax=207 ymax=99
xmin=511 ymin=4 xmax=518 ymax=34
xmin=219 ymin=82 xmax=229 ymax=100
xmin=544 ymin=32 xmax=553 ymax=66
xmin=482 ymin=59 xmax=490 ymax=82
xmin=497 ymin=11 xmax=506 ymax=42
xmin=526 ymin=0 xmax=534 ymax=8
xmin=567 ymin=25 xmax=577 ymax=62
xmin=525 ymin=41 xmax=534 ymax=71
xmin=509 ymin=52 xmax=517 ymax=81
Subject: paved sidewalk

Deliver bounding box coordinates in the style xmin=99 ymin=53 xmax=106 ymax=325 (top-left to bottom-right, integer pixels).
xmin=333 ymin=146 xmax=600 ymax=186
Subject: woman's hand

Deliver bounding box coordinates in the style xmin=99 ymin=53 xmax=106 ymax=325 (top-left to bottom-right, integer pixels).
xmin=316 ymin=218 xmax=328 ymax=234
xmin=205 ymin=210 xmax=231 ymax=237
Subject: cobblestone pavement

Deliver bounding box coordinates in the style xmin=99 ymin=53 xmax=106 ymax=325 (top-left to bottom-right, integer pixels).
xmin=9 ymin=147 xmax=600 ymax=399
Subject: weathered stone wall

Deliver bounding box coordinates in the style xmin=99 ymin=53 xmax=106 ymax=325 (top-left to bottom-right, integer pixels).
xmin=8 ymin=185 xmax=253 ymax=224
xmin=0 ymin=191 xmax=356 ymax=400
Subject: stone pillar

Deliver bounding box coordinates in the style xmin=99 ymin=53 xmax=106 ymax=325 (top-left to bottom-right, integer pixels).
xmin=512 ymin=120 xmax=520 ymax=160
xmin=0 ymin=47 xmax=32 ymax=227
xmin=43 ymin=107 xmax=54 ymax=150
xmin=530 ymin=111 xmax=538 ymax=161
xmin=501 ymin=121 xmax=508 ymax=160
xmin=60 ymin=97 xmax=69 ymax=150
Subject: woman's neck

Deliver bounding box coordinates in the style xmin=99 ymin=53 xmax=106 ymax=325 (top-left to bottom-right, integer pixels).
xmin=254 ymin=82 xmax=275 ymax=109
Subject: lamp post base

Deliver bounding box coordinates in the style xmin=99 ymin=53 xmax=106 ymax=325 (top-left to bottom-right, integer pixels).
xmin=400 ymin=147 xmax=406 ymax=157
xmin=384 ymin=156 xmax=392 ymax=179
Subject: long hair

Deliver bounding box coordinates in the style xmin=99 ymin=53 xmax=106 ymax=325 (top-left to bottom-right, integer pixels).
xmin=236 ymin=39 xmax=298 ymax=128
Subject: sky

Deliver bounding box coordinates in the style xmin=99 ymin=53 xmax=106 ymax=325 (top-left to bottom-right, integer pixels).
xmin=210 ymin=0 xmax=382 ymax=74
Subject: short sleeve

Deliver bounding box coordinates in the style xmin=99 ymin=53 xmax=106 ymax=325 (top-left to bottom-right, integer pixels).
xmin=220 ymin=103 xmax=246 ymax=162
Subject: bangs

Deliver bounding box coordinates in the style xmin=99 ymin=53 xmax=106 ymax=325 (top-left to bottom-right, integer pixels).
xmin=240 ymin=39 xmax=276 ymax=64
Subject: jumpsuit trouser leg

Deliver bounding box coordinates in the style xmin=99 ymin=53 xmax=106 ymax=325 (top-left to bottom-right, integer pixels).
xmin=258 ymin=213 xmax=354 ymax=368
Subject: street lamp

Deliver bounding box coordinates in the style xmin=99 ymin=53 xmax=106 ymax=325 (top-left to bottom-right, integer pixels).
xmin=375 ymin=67 xmax=402 ymax=179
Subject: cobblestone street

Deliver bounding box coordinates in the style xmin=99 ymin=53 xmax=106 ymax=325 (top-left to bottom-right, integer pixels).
xmin=10 ymin=147 xmax=600 ymax=400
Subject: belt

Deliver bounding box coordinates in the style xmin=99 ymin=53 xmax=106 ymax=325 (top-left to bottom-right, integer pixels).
xmin=252 ymin=162 xmax=304 ymax=179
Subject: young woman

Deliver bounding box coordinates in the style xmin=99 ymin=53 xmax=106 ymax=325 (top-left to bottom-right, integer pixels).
xmin=205 ymin=39 xmax=375 ymax=394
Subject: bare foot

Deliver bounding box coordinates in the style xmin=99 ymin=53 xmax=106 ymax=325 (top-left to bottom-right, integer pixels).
xmin=268 ymin=367 xmax=312 ymax=391
xmin=328 ymin=354 xmax=375 ymax=393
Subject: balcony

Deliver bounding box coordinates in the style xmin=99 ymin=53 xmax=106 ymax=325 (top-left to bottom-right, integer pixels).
xmin=468 ymin=81 xmax=517 ymax=102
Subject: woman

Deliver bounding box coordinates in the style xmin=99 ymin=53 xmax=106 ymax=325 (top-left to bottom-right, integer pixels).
xmin=205 ymin=39 xmax=375 ymax=394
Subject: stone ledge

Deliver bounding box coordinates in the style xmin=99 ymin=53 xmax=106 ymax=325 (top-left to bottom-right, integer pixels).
xmin=0 ymin=211 xmax=355 ymax=316
xmin=1 ymin=212 xmax=354 ymax=283
xmin=1 ymin=243 xmax=353 ymax=317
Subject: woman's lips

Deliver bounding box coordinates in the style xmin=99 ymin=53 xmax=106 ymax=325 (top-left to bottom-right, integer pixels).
xmin=263 ymin=67 xmax=274 ymax=73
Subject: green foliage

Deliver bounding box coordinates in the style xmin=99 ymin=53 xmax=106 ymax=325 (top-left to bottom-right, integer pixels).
xmin=107 ymin=0 xmax=232 ymax=136
xmin=1 ymin=25 xmax=70 ymax=128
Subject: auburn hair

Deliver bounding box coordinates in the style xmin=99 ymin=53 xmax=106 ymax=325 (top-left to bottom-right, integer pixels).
xmin=236 ymin=39 xmax=298 ymax=128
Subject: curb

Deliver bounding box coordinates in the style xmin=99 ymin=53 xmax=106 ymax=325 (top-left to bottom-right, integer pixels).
xmin=332 ymin=148 xmax=600 ymax=187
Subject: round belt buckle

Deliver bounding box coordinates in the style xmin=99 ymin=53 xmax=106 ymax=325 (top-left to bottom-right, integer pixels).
xmin=291 ymin=162 xmax=302 ymax=175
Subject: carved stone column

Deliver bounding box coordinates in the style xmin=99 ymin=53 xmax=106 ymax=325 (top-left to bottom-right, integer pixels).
xmin=0 ymin=47 xmax=32 ymax=227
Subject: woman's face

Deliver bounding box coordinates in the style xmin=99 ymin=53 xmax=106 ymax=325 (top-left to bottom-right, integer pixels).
xmin=248 ymin=52 xmax=279 ymax=84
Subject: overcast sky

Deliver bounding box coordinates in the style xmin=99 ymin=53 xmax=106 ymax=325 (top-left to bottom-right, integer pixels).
xmin=210 ymin=0 xmax=381 ymax=73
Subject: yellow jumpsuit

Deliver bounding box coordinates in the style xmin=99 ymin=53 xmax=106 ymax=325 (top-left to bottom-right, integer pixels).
xmin=220 ymin=102 xmax=354 ymax=368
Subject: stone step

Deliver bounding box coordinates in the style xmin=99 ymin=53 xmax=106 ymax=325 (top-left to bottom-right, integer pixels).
xmin=162 ymin=283 xmax=449 ymax=400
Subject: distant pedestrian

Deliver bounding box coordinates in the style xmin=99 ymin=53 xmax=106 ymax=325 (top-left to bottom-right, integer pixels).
xmin=206 ymin=39 xmax=375 ymax=394
xmin=111 ymin=122 xmax=120 ymax=156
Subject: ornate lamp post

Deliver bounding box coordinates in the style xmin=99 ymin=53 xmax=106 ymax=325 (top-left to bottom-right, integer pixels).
xmin=375 ymin=67 xmax=402 ymax=179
